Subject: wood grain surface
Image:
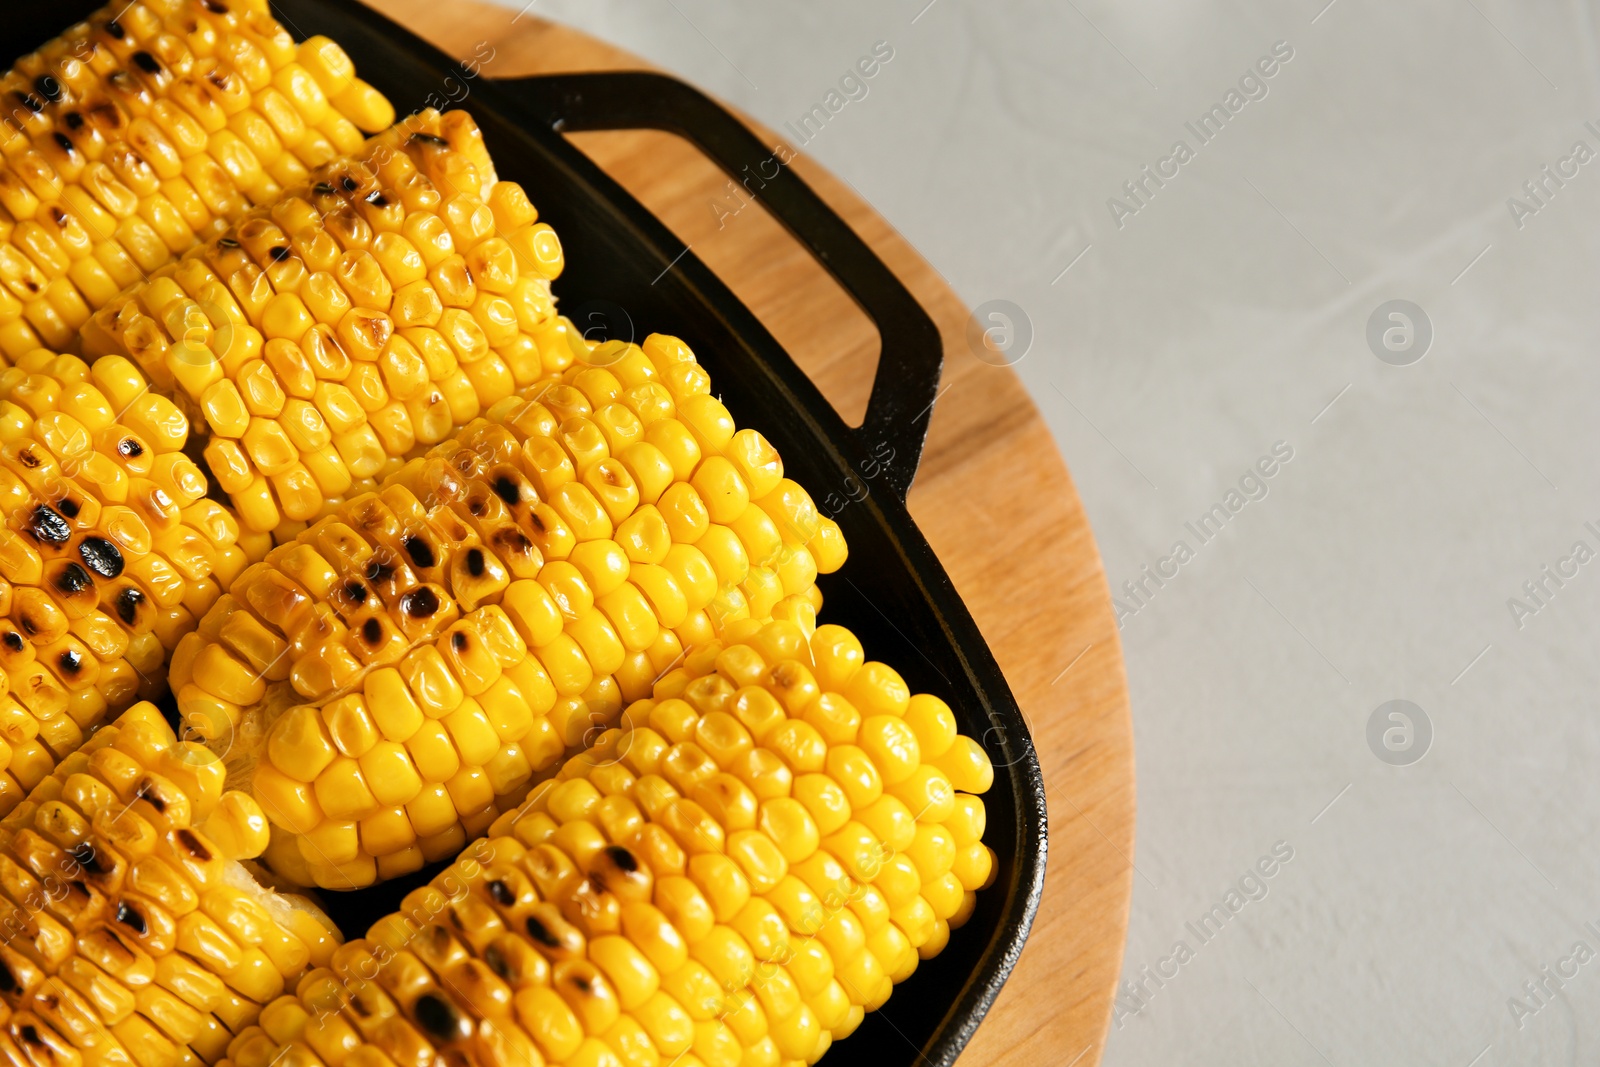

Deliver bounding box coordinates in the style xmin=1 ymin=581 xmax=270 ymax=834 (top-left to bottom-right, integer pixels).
xmin=352 ymin=3 xmax=1137 ymax=1061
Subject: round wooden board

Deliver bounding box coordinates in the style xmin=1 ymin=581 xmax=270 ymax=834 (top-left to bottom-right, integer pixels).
xmin=353 ymin=3 xmax=1137 ymax=1061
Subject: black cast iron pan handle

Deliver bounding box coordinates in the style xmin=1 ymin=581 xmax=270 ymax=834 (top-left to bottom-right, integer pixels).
xmin=497 ymin=71 xmax=943 ymax=503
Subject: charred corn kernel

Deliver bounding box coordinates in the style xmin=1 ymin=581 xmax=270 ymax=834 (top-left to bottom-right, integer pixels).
xmin=0 ymin=4 xmax=397 ymax=365
xmin=0 ymin=705 xmax=339 ymax=1062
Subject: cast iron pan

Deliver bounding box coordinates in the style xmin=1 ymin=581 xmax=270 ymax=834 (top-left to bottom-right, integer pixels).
xmin=16 ymin=4 xmax=1050 ymax=1064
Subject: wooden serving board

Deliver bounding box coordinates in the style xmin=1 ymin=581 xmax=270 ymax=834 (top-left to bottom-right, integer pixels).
xmin=353 ymin=3 xmax=1137 ymax=1061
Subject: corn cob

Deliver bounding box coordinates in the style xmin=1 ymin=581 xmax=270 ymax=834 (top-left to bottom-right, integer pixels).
xmin=81 ymin=108 xmax=569 ymax=541
xmin=170 ymin=331 xmax=847 ymax=890
xmin=0 ymin=0 xmax=396 ymax=361
xmin=215 ymin=619 xmax=993 ymax=1067
xmin=0 ymin=702 xmax=341 ymax=1066
xmin=0 ymin=347 xmax=259 ymax=814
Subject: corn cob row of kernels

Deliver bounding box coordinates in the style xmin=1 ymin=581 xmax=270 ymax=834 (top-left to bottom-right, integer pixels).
xmin=0 ymin=703 xmax=341 ymax=1067
xmin=0 ymin=0 xmax=396 ymax=360
xmin=80 ymin=108 xmax=565 ymax=541
xmin=169 ymin=331 xmax=846 ymax=890
xmin=212 ymin=620 xmax=993 ymax=1067
xmin=0 ymin=349 xmax=258 ymax=810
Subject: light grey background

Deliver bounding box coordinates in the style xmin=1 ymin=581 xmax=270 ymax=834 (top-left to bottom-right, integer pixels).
xmin=488 ymin=1 xmax=1600 ymax=1063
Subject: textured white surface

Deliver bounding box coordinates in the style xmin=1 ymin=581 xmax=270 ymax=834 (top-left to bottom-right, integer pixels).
xmin=486 ymin=1 xmax=1600 ymax=1063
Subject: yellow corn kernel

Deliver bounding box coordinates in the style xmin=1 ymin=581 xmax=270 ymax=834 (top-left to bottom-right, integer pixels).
xmin=857 ymin=715 xmax=921 ymax=785
xmin=254 ymin=763 xmax=325 ymax=835
xmin=204 ymin=791 xmax=273 ymax=860
xmin=930 ymin=735 xmax=994 ymax=795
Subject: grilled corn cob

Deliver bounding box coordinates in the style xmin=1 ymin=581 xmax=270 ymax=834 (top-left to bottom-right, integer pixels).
xmin=0 ymin=702 xmax=341 ymax=1066
xmin=171 ymin=331 xmax=846 ymax=890
xmin=0 ymin=348 xmax=258 ymax=811
xmin=1 ymin=0 xmax=395 ymax=359
xmin=81 ymin=108 xmax=567 ymax=540
xmin=534 ymin=619 xmax=996 ymax=1041
xmin=216 ymin=619 xmax=993 ymax=1067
